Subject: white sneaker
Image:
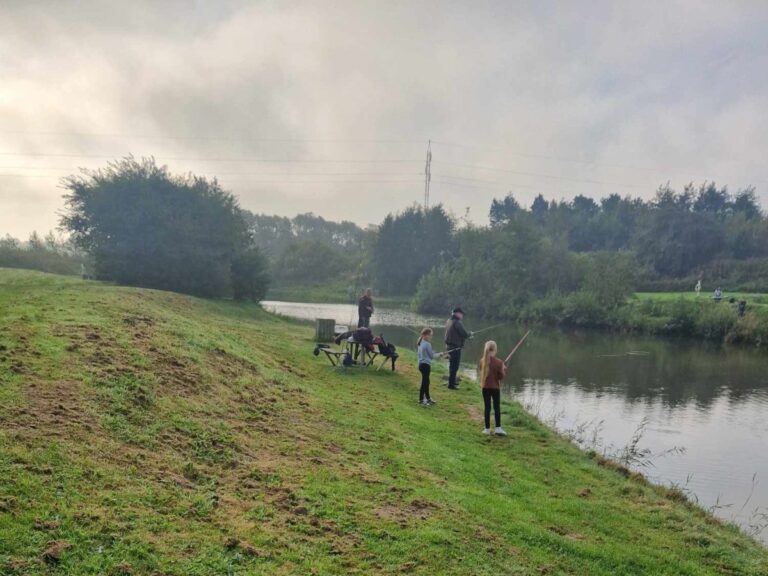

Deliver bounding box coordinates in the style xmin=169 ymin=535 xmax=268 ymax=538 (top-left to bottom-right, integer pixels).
xmin=420 ymin=400 xmax=431 ymax=407
xmin=495 ymin=427 xmax=507 ymax=436
xmin=482 ymin=428 xmax=491 ymax=435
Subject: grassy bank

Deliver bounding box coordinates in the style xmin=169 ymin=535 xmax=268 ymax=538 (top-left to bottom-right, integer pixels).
xmin=267 ymin=281 xmax=411 ymax=308
xmin=1 ymin=269 xmax=767 ymax=575
xmin=496 ymin=292 xmax=768 ymax=348
xmin=635 ymin=291 xmax=768 ymax=308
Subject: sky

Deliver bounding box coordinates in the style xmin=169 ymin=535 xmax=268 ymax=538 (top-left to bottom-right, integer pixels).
xmin=2 ymin=0 xmax=767 ymax=238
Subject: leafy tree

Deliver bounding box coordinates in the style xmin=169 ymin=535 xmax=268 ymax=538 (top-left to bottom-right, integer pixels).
xmin=60 ymin=156 xmax=263 ymax=298
xmin=246 ymin=214 xmax=295 ymax=260
xmin=568 ymin=195 xmax=602 ymax=252
xmin=231 ymin=246 xmax=270 ymax=301
xmin=634 ymin=203 xmax=723 ymax=276
xmin=578 ymin=251 xmax=637 ymax=308
xmin=693 ymin=182 xmax=730 ymax=221
xmin=732 ymin=187 xmax=761 ymax=220
xmin=530 ymin=194 xmax=549 ymax=223
xmin=275 ymin=240 xmax=350 ymax=284
xmin=371 ymin=205 xmax=455 ymax=295
xmin=489 ymin=194 xmax=521 ymax=226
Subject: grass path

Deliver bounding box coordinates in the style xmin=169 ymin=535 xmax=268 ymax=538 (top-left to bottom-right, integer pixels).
xmin=1 ymin=269 xmax=767 ymax=575
xmin=634 ymin=291 xmax=768 ymax=308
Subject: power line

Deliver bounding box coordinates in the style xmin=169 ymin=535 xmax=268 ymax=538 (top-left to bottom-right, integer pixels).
xmin=433 ymin=177 xmax=540 ymax=192
xmin=433 ymin=160 xmax=649 ymax=189
xmin=430 ymin=139 xmax=655 ymax=171
xmin=0 ymin=173 xmax=423 ymax=184
xmin=0 ymin=166 xmax=422 ymax=177
xmin=431 ymin=139 xmax=767 ymax=188
xmin=0 ymin=151 xmax=421 ymax=163
xmin=0 ymin=130 xmax=424 ymax=145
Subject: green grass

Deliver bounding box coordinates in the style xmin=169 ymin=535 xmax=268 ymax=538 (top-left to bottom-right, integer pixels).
xmin=635 ymin=292 xmax=768 ymax=308
xmin=266 ymin=281 xmax=410 ymax=307
xmin=1 ymin=268 xmax=767 ymax=575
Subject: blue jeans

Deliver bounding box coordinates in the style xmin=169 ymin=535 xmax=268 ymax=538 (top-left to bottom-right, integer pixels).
xmin=448 ymin=348 xmax=461 ymax=387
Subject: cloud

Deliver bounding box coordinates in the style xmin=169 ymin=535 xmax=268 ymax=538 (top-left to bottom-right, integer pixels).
xmin=1 ymin=0 xmax=767 ymax=238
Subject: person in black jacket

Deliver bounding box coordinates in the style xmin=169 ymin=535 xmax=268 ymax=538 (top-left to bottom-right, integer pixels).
xmin=444 ymin=307 xmax=471 ymax=389
xmin=357 ymin=288 xmax=374 ymax=328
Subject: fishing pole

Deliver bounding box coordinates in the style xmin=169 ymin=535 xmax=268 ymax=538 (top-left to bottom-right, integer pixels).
xmin=504 ymin=330 xmax=531 ymax=365
xmin=470 ymin=322 xmax=507 ymax=336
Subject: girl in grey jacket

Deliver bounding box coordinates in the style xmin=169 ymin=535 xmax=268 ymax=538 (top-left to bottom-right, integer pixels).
xmin=417 ymin=328 xmax=443 ymax=406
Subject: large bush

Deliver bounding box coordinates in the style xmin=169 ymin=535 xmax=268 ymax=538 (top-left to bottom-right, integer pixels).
xmin=60 ymin=157 xmax=268 ymax=299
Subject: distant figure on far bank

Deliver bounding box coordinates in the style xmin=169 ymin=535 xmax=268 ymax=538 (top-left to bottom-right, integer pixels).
xmin=695 ymin=279 xmax=702 ymax=296
xmin=738 ymin=300 xmax=747 ymax=317
xmin=357 ymin=288 xmax=374 ymax=328
xmin=713 ymin=287 xmax=723 ymax=303
xmin=479 ymin=340 xmax=506 ymax=436
xmin=445 ymin=307 xmax=471 ymax=390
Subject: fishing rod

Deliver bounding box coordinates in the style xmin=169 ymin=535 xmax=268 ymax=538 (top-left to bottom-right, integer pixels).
xmin=470 ymin=322 xmax=508 ymax=337
xmin=504 ymin=330 xmax=531 ymax=365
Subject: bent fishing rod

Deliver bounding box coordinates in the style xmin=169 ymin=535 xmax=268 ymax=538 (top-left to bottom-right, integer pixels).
xmin=504 ymin=330 xmax=531 ymax=365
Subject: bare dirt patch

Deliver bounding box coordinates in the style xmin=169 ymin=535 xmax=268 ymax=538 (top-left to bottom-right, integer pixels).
xmin=41 ymin=540 xmax=72 ymax=564
xmin=8 ymin=380 xmax=97 ymax=439
xmin=375 ymin=498 xmax=439 ymax=525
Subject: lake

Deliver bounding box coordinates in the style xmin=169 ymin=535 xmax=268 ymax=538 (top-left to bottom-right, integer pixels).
xmin=262 ymin=300 xmax=768 ymax=542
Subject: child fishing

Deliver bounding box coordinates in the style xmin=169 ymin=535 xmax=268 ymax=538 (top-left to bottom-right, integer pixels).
xmin=478 ymin=340 xmax=506 ymax=435
xmin=478 ymin=331 xmax=530 ymax=436
xmin=417 ymin=327 xmax=443 ymax=406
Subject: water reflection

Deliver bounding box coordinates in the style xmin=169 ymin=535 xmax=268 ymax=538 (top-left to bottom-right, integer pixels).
xmin=501 ymin=331 xmax=768 ymax=408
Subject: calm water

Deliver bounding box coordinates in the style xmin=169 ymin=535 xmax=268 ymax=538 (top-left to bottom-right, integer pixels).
xmin=262 ymin=301 xmax=768 ymax=542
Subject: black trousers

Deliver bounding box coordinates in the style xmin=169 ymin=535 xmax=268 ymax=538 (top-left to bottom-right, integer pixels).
xmin=448 ymin=348 xmax=462 ymax=387
xmin=418 ymin=363 xmax=431 ymax=401
xmin=482 ymin=388 xmax=501 ymax=429
xmin=358 ymin=316 xmax=370 ymax=328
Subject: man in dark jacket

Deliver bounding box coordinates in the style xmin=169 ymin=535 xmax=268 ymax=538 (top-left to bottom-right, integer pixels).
xmin=358 ymin=288 xmax=374 ymax=328
xmin=444 ymin=307 xmax=471 ymax=389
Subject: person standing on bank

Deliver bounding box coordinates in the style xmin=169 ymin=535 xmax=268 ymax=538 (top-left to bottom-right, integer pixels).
xmin=479 ymin=340 xmax=507 ymax=436
xmin=444 ymin=307 xmax=471 ymax=390
xmin=417 ymin=328 xmax=443 ymax=406
xmin=358 ymin=288 xmax=374 ymax=328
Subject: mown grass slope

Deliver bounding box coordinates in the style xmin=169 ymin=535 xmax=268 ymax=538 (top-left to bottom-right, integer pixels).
xmin=1 ymin=269 xmax=767 ymax=575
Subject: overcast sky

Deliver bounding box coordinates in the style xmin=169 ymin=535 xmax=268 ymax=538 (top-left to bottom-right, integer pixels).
xmin=2 ymin=1 xmax=767 ymax=238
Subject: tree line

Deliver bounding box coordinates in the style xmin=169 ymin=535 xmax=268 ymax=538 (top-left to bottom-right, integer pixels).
xmin=3 ymin=156 xmax=765 ymax=315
